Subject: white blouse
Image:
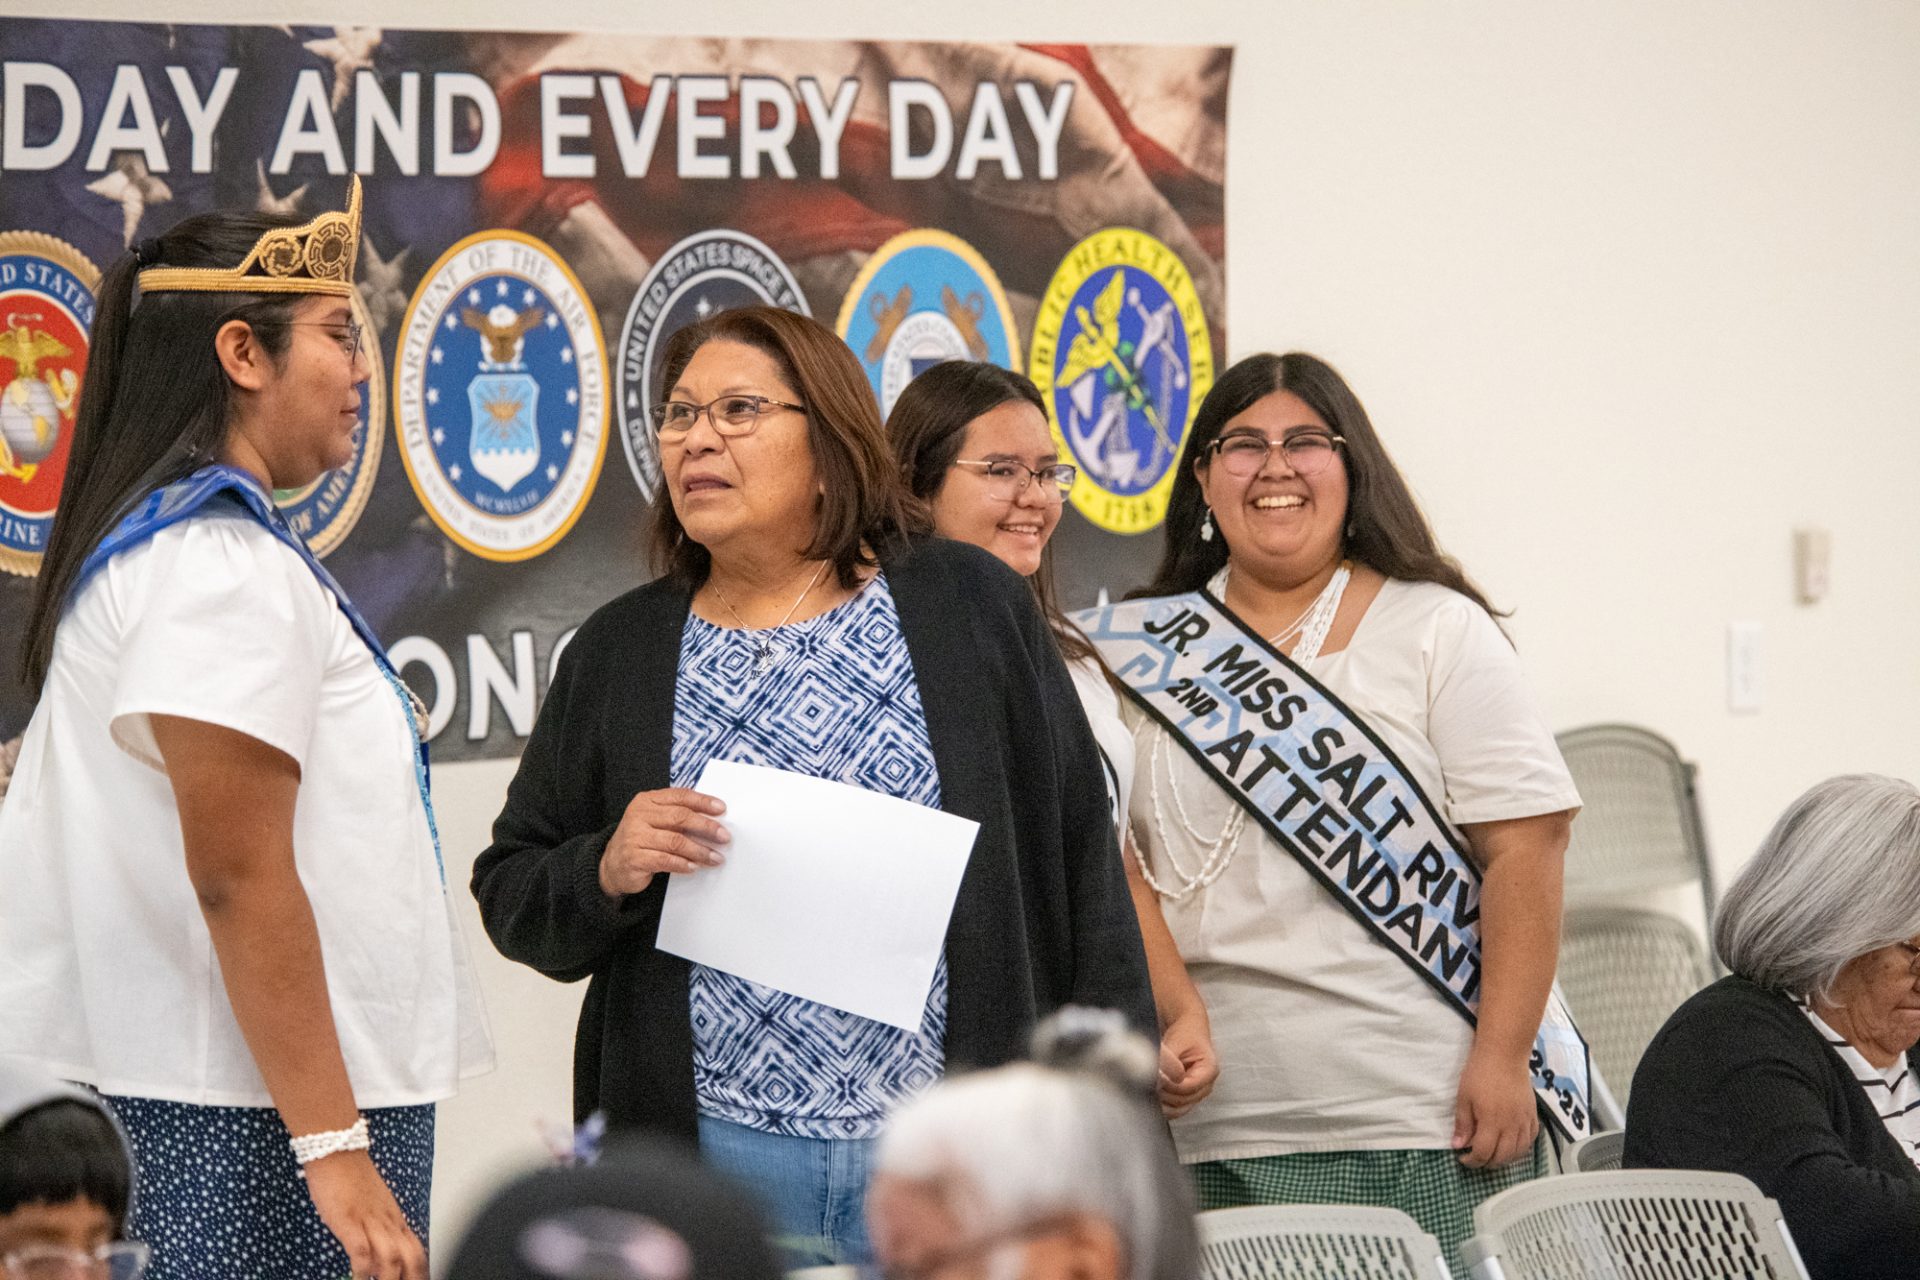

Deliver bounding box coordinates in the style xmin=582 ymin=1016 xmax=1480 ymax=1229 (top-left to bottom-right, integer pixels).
xmin=1127 ymin=579 xmax=1579 ymax=1161
xmin=0 ymin=508 xmax=493 ymax=1107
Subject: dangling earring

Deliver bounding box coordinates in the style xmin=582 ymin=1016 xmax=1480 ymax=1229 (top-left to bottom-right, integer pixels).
xmin=1200 ymin=508 xmax=1216 ymax=542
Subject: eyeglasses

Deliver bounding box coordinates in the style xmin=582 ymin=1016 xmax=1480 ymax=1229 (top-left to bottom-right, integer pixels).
xmin=254 ymin=317 xmax=365 ymax=365
xmin=650 ymin=394 xmax=805 ymax=437
xmin=1207 ymin=430 xmax=1345 ymax=478
xmin=880 ymin=1214 xmax=1080 ymax=1280
xmin=1893 ymin=938 xmax=1920 ymax=974
xmin=2 ymin=1241 xmax=151 ymax=1280
xmin=951 ymin=459 xmax=1077 ymax=504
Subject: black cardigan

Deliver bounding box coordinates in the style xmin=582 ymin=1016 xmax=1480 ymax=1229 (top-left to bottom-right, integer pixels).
xmin=1624 ymin=975 xmax=1920 ymax=1279
xmin=471 ymin=536 xmax=1156 ymax=1139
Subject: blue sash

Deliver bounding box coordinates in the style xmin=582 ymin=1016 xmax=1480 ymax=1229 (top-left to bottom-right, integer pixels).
xmin=1077 ymin=588 xmax=1592 ymax=1141
xmin=76 ymin=464 xmax=444 ymax=882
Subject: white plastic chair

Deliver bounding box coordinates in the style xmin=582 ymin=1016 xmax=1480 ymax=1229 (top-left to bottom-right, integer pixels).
xmin=1555 ymin=724 xmax=1715 ymax=911
xmin=1562 ymin=1129 xmax=1625 ymax=1174
xmin=1198 ymin=1204 xmax=1452 ymax=1279
xmin=1459 ymin=1169 xmax=1809 ymax=1279
xmin=1557 ymin=906 xmax=1714 ymax=1110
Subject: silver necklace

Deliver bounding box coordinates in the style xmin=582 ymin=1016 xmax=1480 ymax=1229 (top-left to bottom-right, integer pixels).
xmin=709 ymin=561 xmax=829 ymax=676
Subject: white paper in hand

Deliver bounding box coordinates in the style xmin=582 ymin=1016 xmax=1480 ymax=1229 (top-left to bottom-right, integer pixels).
xmin=655 ymin=758 xmax=979 ymax=1031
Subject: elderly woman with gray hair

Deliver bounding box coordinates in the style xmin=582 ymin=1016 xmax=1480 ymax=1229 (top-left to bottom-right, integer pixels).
xmin=1626 ymin=774 xmax=1920 ymax=1280
xmin=867 ymin=1009 xmax=1199 ymax=1280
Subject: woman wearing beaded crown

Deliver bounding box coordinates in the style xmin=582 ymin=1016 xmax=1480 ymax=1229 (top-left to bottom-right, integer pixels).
xmin=472 ymin=307 xmax=1153 ymax=1268
xmin=0 ymin=182 xmax=493 ymax=1280
xmin=1096 ymin=352 xmax=1580 ymax=1273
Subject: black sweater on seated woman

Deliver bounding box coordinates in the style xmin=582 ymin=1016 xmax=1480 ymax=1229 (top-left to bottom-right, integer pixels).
xmin=1625 ymin=975 xmax=1920 ymax=1280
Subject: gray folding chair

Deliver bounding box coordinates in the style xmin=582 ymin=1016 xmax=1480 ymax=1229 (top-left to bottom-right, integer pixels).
xmin=1555 ymin=724 xmax=1714 ymax=912
xmin=1557 ymin=906 xmax=1713 ymax=1110
xmin=1459 ymin=1169 xmax=1809 ymax=1279
xmin=1198 ymin=1204 xmax=1452 ymax=1279
xmin=1562 ymin=1129 xmax=1624 ymax=1174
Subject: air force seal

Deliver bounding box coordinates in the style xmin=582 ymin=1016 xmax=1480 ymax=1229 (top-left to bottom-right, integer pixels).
xmin=395 ymin=231 xmax=608 ymax=562
xmin=1030 ymin=228 xmax=1214 ymax=535
xmin=617 ymin=230 xmax=808 ymax=495
xmin=0 ymin=233 xmax=98 ymax=576
xmin=275 ymin=291 xmax=384 ymax=557
xmin=836 ymin=229 xmax=1019 ymax=417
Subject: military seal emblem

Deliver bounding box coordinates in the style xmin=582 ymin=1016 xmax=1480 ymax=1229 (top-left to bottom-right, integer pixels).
xmin=1029 ymin=228 xmax=1214 ymax=535
xmin=394 ymin=231 xmax=608 ymax=562
xmin=275 ymin=290 xmax=385 ymax=557
xmin=616 ymin=229 xmax=808 ymax=495
xmin=0 ymin=232 xmax=99 ymax=576
xmin=835 ymin=229 xmax=1019 ymax=417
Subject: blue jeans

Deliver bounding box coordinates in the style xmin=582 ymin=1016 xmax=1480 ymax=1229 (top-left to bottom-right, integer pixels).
xmin=697 ymin=1114 xmax=876 ymax=1267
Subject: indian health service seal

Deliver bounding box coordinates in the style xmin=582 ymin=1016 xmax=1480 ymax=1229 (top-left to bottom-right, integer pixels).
xmin=395 ymin=231 xmax=608 ymax=563
xmin=0 ymin=233 xmax=99 ymax=576
xmin=617 ymin=229 xmax=808 ymax=495
xmin=835 ymin=229 xmax=1019 ymax=418
xmin=1030 ymin=228 xmax=1214 ymax=536
xmin=275 ymin=290 xmax=385 ymax=557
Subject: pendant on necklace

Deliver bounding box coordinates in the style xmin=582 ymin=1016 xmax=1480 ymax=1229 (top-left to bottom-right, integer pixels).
xmin=751 ymin=641 xmax=775 ymax=677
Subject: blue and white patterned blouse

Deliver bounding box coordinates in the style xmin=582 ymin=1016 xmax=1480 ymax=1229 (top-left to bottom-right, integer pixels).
xmin=672 ymin=573 xmax=947 ymax=1139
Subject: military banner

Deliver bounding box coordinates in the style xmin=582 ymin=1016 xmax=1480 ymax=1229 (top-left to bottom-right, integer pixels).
xmin=0 ymin=21 xmax=1229 ymax=760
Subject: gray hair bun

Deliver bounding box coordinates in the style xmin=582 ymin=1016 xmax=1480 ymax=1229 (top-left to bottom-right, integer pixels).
xmin=1029 ymin=1006 xmax=1159 ymax=1098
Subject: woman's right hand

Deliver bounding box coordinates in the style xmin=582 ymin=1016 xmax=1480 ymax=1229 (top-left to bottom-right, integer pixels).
xmin=304 ymin=1150 xmax=426 ymax=1280
xmin=598 ymin=787 xmax=730 ymax=897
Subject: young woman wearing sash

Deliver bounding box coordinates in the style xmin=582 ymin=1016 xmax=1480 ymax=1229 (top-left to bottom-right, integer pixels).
xmin=0 ymin=184 xmax=492 ymax=1280
xmin=1102 ymin=352 xmax=1580 ymax=1269
xmin=886 ymin=361 xmax=1218 ymax=1119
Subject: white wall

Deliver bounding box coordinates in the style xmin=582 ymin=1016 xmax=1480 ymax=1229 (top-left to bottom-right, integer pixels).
xmin=49 ymin=0 xmax=1920 ymax=1255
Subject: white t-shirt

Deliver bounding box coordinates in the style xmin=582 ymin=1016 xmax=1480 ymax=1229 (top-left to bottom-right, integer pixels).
xmin=0 ymin=508 xmax=493 ymax=1108
xmin=1127 ymin=579 xmax=1580 ymax=1161
xmin=1069 ymin=655 xmax=1135 ymax=833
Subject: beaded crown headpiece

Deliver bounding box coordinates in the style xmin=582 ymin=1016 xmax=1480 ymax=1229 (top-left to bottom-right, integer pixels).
xmin=138 ymin=177 xmax=362 ymax=298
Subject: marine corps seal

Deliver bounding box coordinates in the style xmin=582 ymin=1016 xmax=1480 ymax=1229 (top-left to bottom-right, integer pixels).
xmin=0 ymin=233 xmax=99 ymax=576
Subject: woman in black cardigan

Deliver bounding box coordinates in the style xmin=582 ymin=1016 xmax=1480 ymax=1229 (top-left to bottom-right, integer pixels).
xmin=471 ymin=307 xmax=1153 ymax=1267
xmin=1626 ymin=774 xmax=1920 ymax=1280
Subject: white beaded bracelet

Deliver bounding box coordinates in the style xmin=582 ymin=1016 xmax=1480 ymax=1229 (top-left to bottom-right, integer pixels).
xmin=289 ymin=1117 xmax=370 ymax=1168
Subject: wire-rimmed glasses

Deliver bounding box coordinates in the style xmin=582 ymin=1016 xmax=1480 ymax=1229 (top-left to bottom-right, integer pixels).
xmin=950 ymin=459 xmax=1077 ymax=504
xmin=649 ymin=394 xmax=806 ymax=437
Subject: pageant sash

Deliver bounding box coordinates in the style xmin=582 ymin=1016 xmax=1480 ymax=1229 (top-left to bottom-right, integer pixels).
xmin=1077 ymin=589 xmax=1592 ymax=1141
xmin=75 ymin=464 xmax=445 ymax=881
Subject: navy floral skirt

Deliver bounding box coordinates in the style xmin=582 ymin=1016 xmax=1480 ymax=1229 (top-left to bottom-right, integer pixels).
xmin=103 ymin=1095 xmax=433 ymax=1280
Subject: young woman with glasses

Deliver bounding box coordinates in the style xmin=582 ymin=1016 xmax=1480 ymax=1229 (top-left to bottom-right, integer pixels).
xmin=472 ymin=310 xmax=1154 ymax=1269
xmin=1121 ymin=352 xmax=1579 ymax=1272
xmin=887 ymin=360 xmax=1218 ymax=1121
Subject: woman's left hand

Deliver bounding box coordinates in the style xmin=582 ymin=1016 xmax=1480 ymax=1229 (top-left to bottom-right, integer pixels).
xmin=1452 ymin=1045 xmax=1538 ymax=1167
xmin=1157 ymin=1011 xmax=1219 ymax=1119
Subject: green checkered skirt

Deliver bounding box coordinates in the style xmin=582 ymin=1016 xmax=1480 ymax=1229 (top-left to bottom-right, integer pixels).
xmin=1192 ymin=1141 xmax=1548 ymax=1275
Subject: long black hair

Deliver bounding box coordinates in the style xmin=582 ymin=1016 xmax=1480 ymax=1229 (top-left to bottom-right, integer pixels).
xmin=885 ymin=361 xmax=1096 ymax=665
xmin=20 ymin=212 xmax=305 ymax=694
xmin=1137 ymin=352 xmax=1500 ymax=617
